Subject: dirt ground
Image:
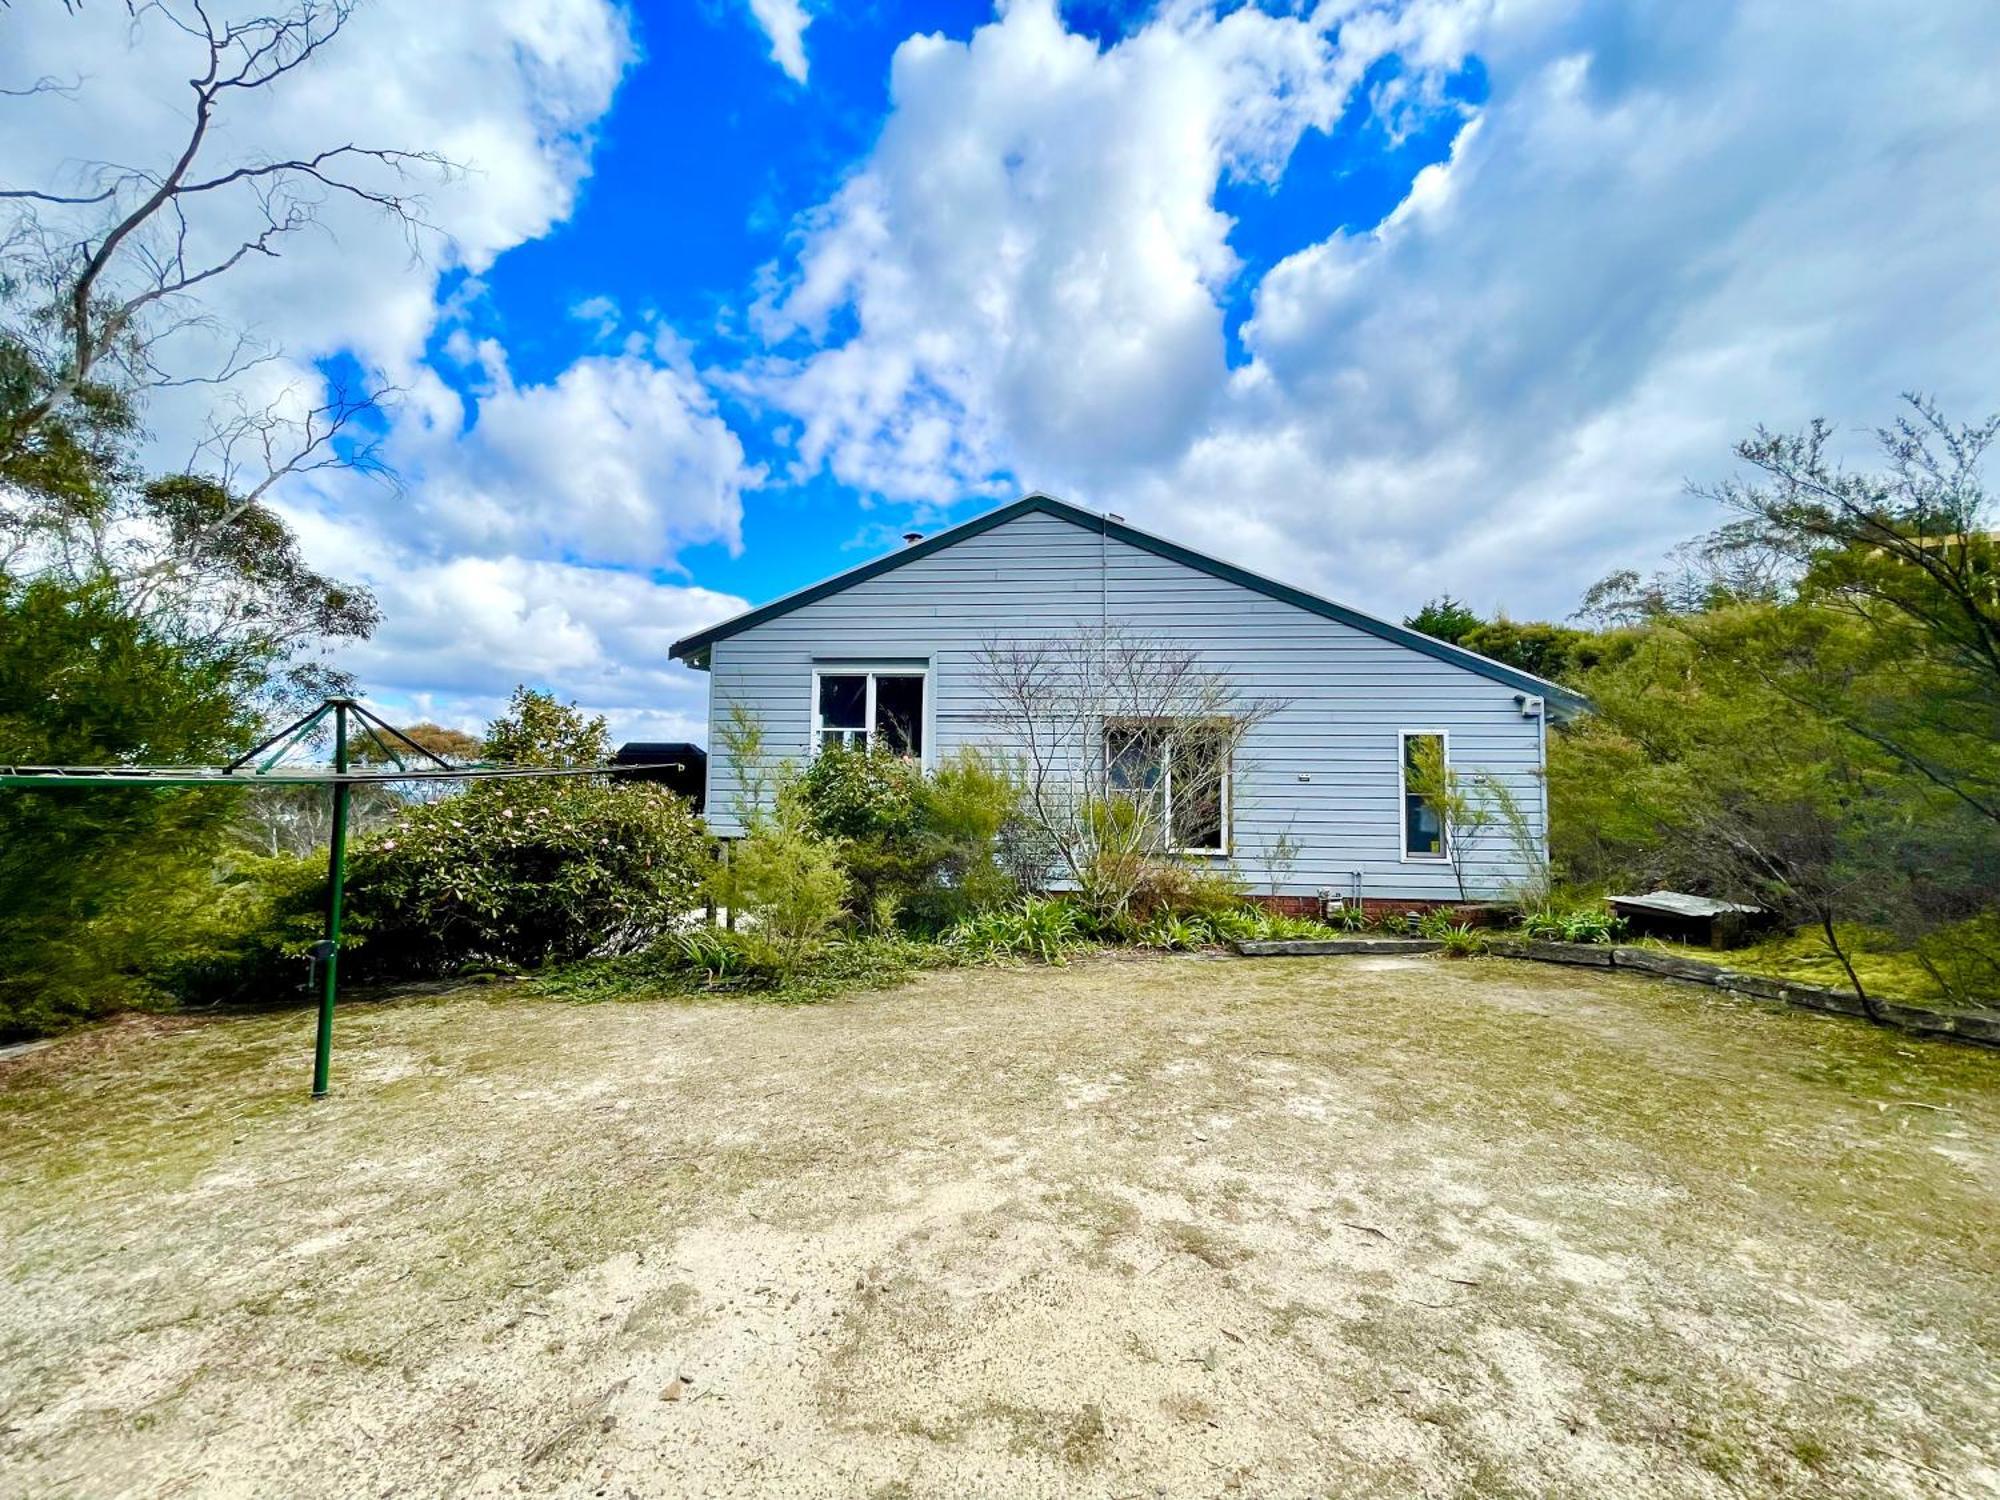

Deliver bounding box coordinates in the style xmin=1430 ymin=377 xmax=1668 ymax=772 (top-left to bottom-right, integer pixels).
xmin=2 ymin=954 xmax=1997 ymax=1499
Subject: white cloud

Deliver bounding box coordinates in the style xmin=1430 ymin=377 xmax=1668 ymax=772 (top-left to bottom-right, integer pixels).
xmin=741 ymin=0 xmax=1475 ymax=503
xmin=376 ymin=339 xmax=761 ymax=570
xmin=748 ymin=0 xmax=2000 ymax=620
xmin=0 ymin=0 xmax=634 ymax=389
xmin=748 ymin=0 xmax=813 ymax=84
xmin=286 ymin=507 xmax=747 ymax=742
xmin=5 ymin=1 xmax=758 ymax=742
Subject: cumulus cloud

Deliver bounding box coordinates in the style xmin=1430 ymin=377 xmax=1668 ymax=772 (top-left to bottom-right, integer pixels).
xmin=5 ymin=1 xmax=755 ymax=741
xmin=284 ymin=506 xmax=746 ymax=741
xmin=748 ymin=0 xmax=2000 ymax=619
xmin=0 ymin=0 xmax=634 ymax=390
xmin=376 ymin=338 xmax=761 ymax=570
xmin=744 ymin=0 xmax=1454 ymax=502
xmin=748 ymin=0 xmax=814 ymax=84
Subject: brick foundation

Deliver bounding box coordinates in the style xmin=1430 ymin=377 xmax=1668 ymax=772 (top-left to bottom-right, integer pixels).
xmin=1248 ymin=893 xmax=1511 ymax=927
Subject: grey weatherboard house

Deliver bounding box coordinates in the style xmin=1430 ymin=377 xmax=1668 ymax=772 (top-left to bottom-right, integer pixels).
xmin=669 ymin=495 xmax=1584 ymax=905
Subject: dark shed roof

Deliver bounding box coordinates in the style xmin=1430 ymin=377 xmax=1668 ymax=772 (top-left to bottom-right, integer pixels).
xmin=611 ymin=742 xmax=706 ymax=810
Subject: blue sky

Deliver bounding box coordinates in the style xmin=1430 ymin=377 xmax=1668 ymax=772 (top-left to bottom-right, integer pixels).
xmin=8 ymin=0 xmax=1999 ymax=742
xmin=463 ymin=1 xmax=1484 ymax=610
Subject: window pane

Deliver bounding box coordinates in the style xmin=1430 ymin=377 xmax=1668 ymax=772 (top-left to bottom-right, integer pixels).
xmin=818 ymin=674 xmax=866 ymax=730
xmin=1171 ymin=731 xmax=1227 ymax=850
xmin=874 ymin=675 xmax=924 ymax=758
xmin=1106 ymin=724 xmax=1164 ymax=791
xmin=1403 ymin=734 xmax=1446 ymax=856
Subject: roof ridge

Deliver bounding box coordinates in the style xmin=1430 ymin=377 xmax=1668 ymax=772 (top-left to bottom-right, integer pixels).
xmin=669 ymin=494 xmax=1587 ymax=710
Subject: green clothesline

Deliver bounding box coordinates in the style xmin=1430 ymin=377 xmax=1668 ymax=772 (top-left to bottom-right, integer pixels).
xmin=1 ymin=695 xmax=686 ymax=1099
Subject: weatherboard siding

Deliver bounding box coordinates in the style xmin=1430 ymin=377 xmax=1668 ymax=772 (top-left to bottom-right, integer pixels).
xmin=702 ymin=510 xmax=1547 ymax=900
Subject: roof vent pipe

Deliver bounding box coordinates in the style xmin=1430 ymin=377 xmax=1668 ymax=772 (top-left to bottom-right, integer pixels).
xmin=902 ymin=531 xmax=924 ymax=546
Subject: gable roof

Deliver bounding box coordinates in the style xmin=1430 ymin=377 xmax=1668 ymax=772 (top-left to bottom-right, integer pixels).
xmin=670 ymin=493 xmax=1588 ymax=712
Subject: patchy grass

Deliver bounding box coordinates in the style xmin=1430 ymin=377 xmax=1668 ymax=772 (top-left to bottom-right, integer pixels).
xmin=1 ymin=954 xmax=1996 ymax=1496
xmin=1645 ymin=926 xmax=1966 ymax=1008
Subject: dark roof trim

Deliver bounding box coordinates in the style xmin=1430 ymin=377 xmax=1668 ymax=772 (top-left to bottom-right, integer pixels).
xmin=670 ymin=493 xmax=1588 ymax=712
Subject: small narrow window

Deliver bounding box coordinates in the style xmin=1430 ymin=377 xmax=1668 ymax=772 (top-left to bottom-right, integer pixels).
xmin=874 ymin=674 xmax=924 ymax=758
xmin=1172 ymin=728 xmax=1228 ymax=852
xmin=1402 ymin=731 xmax=1448 ymax=859
xmin=817 ymin=674 xmax=868 ymax=753
xmin=813 ymin=669 xmax=927 ymax=760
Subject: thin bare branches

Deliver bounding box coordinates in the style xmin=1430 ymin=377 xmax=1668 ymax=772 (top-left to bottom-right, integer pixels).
xmin=975 ymin=625 xmax=1286 ymax=915
xmin=1 ymin=0 xmax=459 ymax=451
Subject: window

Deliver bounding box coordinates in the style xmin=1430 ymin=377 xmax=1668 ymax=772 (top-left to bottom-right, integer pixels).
xmin=1401 ymin=731 xmax=1448 ymax=860
xmin=1104 ymin=720 xmax=1229 ymax=853
xmin=813 ymin=669 xmax=926 ymax=759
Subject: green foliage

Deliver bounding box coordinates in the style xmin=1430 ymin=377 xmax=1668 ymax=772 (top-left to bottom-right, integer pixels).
xmin=332 ymin=776 xmax=709 ymax=980
xmin=1135 ymin=912 xmax=1214 ymax=950
xmin=1556 ymin=399 xmax=2000 ymax=1011
xmin=0 ymin=575 xmax=254 ymax=1037
xmin=1207 ymin=906 xmax=1345 ymax=942
xmin=481 ymin=687 xmax=608 ymax=768
xmin=1437 ymin=923 xmax=1490 ymax=958
xmin=946 ymin=896 xmax=1090 ymax=964
xmin=1407 ymin=598 xmax=1598 ymax=681
xmin=795 ymin=743 xmax=925 ymax=842
xmin=1127 ymin=862 xmax=1244 ymax=921
xmin=713 ymin=809 xmax=849 ymax=977
xmin=1405 ymin=596 xmax=1482 ymax=644
xmin=1518 ymin=905 xmax=1625 ymax=945
xmin=908 ymin=748 xmax=1027 ymax=928
xmin=540 ymin=929 xmax=958 ymax=1004
xmin=1458 ymin=619 xmax=1601 ymax=681
xmin=784 ymin=741 xmax=1028 ymax=935
xmin=793 ymin=744 xmax=926 ymax=919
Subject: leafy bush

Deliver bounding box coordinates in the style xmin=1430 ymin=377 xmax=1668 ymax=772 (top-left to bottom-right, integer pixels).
xmin=1127 ymin=862 xmax=1244 ymax=922
xmin=1437 ymin=923 xmax=1490 ymax=958
xmin=1518 ymin=905 xmax=1625 ymax=944
xmin=1137 ymin=912 xmax=1215 ymax=950
xmin=905 ymin=749 xmax=1026 ymax=930
xmin=1206 ymin=905 xmax=1345 ymax=942
xmin=340 ymin=776 xmax=710 ymax=978
xmin=794 ymin=745 xmax=1026 ymax=932
xmin=713 ymin=809 xmax=849 ymax=978
xmin=946 ymin=896 xmax=1089 ymax=964
xmin=541 ymin=929 xmax=957 ymax=1003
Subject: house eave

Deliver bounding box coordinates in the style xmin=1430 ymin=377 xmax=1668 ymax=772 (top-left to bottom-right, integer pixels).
xmin=667 ymin=492 xmax=1589 ymax=713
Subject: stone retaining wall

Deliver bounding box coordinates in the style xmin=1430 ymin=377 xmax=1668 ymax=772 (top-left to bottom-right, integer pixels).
xmin=1230 ymin=936 xmax=2000 ymax=1047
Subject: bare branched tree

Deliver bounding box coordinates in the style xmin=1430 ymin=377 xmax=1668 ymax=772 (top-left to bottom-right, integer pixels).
xmin=974 ymin=625 xmax=1285 ymax=918
xmin=1 ymin=0 xmax=454 ymax=527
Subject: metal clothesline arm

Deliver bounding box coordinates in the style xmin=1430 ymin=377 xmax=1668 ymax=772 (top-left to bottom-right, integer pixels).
xmin=0 ymin=762 xmax=685 ymax=788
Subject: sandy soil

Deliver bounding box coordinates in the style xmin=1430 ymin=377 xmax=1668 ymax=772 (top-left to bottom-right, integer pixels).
xmin=2 ymin=953 xmax=1997 ymax=1498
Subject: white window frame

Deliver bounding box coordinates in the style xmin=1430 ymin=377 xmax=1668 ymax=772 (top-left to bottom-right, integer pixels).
xmin=1104 ymin=718 xmax=1232 ymax=858
xmin=1398 ymin=728 xmax=1452 ymax=863
xmin=810 ymin=665 xmax=931 ymax=765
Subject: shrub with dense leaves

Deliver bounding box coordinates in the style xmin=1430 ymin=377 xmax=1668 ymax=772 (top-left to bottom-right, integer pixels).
xmin=946 ymin=895 xmax=1089 ymax=964
xmin=712 ymin=808 xmax=850 ymax=976
xmin=793 ymin=745 xmax=925 ymax=922
xmin=341 ymin=777 xmax=710 ymax=977
xmin=1517 ymin=904 xmax=1625 ymax=944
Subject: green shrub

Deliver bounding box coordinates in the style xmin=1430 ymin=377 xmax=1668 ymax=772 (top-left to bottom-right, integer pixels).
xmin=338 ymin=776 xmax=710 ymax=978
xmin=155 ymin=851 xmax=330 ymax=1006
xmin=793 ymin=744 xmax=1029 ymax=934
xmin=946 ymin=896 xmax=1089 ymax=964
xmin=904 ymin=748 xmax=1026 ymax=930
xmin=1518 ymin=904 xmax=1625 ymax=944
xmin=713 ymin=810 xmax=849 ymax=977
xmin=1136 ymin=912 xmax=1216 ymax=950
xmin=1204 ymin=905 xmax=1344 ymax=942
xmin=540 ymin=928 xmax=956 ymax=1003
xmin=1437 ymin=923 xmax=1490 ymax=958
xmin=1127 ymin=862 xmax=1244 ymax=922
